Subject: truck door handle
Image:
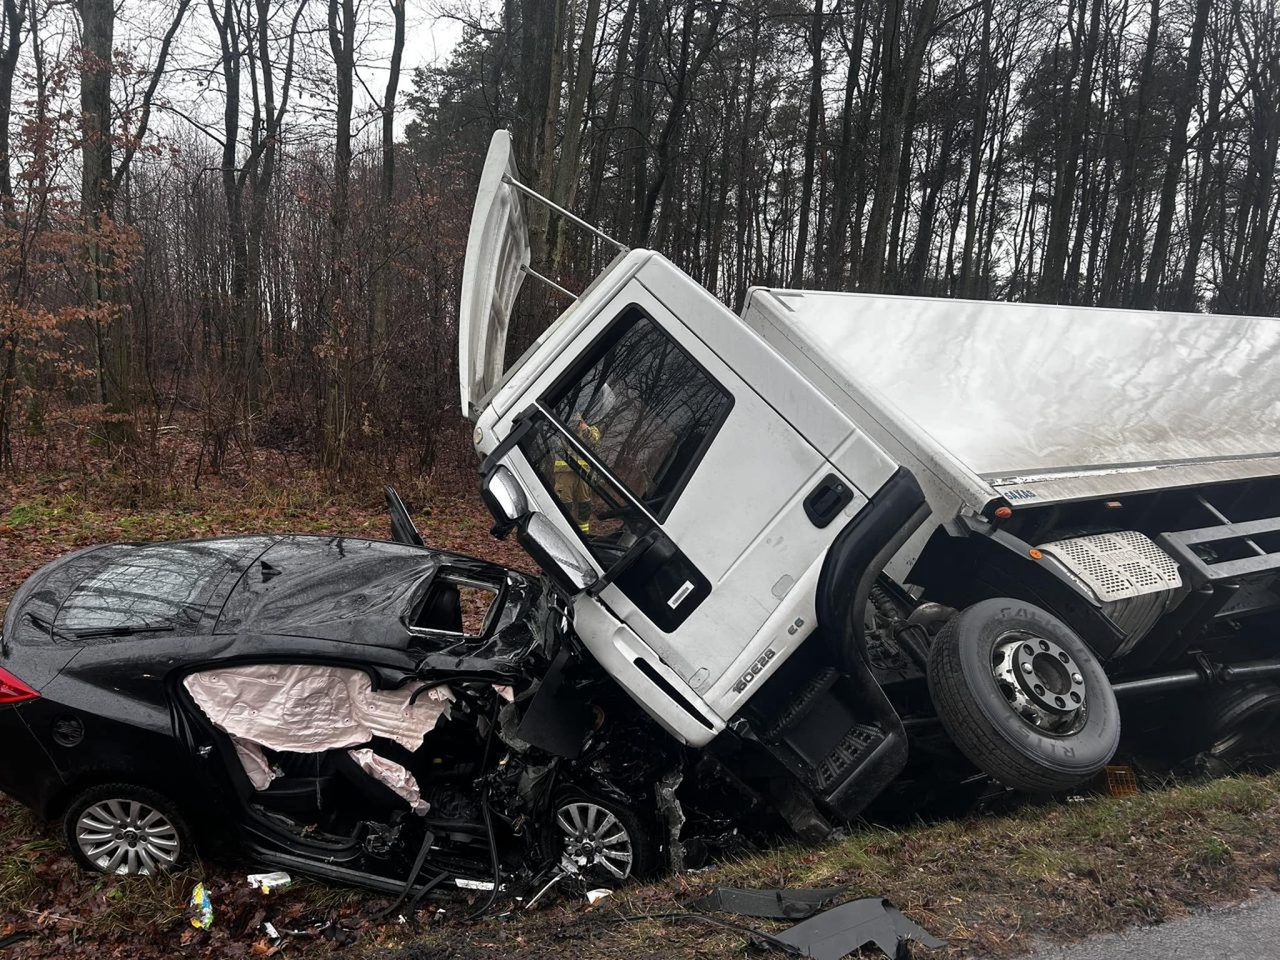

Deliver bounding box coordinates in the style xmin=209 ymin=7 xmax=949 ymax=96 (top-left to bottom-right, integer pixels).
xmin=804 ymin=474 xmax=854 ymax=528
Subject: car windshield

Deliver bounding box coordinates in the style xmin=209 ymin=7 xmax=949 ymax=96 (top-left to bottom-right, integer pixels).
xmin=56 ymin=540 xmax=271 ymax=638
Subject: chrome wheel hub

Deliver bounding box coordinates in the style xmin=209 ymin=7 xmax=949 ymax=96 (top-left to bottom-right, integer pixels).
xmin=555 ymin=801 xmax=633 ymax=880
xmin=76 ymin=799 xmax=180 ymax=875
xmin=993 ymin=632 xmax=1087 ymax=735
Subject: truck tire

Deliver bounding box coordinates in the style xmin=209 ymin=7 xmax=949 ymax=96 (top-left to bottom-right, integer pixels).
xmin=1187 ymin=682 xmax=1280 ymax=773
xmin=927 ymin=598 xmax=1120 ymax=793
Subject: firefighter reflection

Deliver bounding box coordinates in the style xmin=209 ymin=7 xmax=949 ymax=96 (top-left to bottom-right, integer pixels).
xmin=552 ymin=386 xmax=611 ymax=537
xmin=554 ymin=413 xmax=601 ymax=533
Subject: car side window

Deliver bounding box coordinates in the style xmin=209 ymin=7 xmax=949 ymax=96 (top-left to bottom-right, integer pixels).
xmin=410 ymin=574 xmax=499 ymax=637
xmin=544 ymin=306 xmax=732 ymax=522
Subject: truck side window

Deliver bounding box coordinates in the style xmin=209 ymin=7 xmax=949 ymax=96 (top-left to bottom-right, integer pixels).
xmin=519 ymin=414 xmax=655 ymax=564
xmin=518 ymin=412 xmax=711 ymax=631
xmin=544 ymin=306 xmax=732 ymax=522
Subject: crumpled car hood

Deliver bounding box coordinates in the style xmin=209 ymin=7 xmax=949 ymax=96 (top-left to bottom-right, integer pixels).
xmin=215 ymin=535 xmax=508 ymax=649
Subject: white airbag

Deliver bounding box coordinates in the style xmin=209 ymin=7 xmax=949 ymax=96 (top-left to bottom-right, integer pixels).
xmin=184 ymin=664 xmax=453 ymax=753
xmin=348 ymin=748 xmax=430 ymax=814
xmin=233 ymin=737 xmax=277 ymax=790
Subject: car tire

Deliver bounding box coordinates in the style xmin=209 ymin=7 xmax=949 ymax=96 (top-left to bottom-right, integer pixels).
xmin=63 ymin=783 xmax=190 ymax=876
xmin=550 ymin=790 xmax=654 ymax=883
xmin=927 ymin=598 xmax=1120 ymax=793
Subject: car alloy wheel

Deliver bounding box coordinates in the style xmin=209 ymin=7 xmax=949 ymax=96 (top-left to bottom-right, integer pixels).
xmin=555 ymin=799 xmax=635 ymax=881
xmin=75 ymin=798 xmax=182 ymax=875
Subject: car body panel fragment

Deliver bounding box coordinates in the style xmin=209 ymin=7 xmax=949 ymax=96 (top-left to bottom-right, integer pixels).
xmin=771 ymin=897 xmax=947 ymax=960
xmin=690 ymin=885 xmax=849 ymax=920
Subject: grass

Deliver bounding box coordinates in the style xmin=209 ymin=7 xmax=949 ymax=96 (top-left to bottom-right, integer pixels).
xmin=3 ymin=470 xmax=1280 ymax=957
xmin=375 ymin=773 xmax=1280 ymax=960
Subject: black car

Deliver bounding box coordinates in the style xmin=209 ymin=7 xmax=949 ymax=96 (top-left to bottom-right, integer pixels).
xmin=0 ymin=509 xmax=672 ymax=895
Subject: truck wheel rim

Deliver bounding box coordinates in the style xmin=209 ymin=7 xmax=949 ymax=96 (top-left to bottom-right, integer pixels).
xmin=555 ymin=801 xmax=634 ymax=880
xmin=992 ymin=631 xmax=1088 ymax=736
xmin=76 ymin=799 xmax=180 ymax=875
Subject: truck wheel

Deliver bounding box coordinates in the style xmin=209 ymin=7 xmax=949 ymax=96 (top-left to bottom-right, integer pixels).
xmin=927 ymin=598 xmax=1120 ymax=793
xmin=1187 ymin=682 xmax=1280 ymax=773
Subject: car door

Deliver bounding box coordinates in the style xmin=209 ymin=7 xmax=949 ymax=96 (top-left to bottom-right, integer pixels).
xmin=492 ymin=274 xmax=869 ymax=742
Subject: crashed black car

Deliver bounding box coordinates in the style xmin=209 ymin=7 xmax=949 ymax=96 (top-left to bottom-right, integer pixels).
xmin=0 ymin=496 xmax=698 ymax=895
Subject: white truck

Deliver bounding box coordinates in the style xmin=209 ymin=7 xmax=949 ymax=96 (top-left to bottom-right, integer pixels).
xmin=460 ymin=131 xmax=1280 ymax=831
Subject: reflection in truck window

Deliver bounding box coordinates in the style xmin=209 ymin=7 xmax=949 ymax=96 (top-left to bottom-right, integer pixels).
xmin=519 ymin=415 xmax=655 ymax=566
xmin=544 ymin=306 xmax=732 ymax=521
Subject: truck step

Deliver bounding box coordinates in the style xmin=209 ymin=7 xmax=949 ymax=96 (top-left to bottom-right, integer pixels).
xmin=759 ymin=667 xmax=839 ymax=740
xmin=810 ymin=724 xmax=884 ymax=791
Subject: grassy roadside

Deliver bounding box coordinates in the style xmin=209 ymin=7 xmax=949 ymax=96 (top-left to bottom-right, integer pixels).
xmin=365 ymin=772 xmax=1280 ymax=960
xmin=3 ymin=471 xmax=1279 ymax=958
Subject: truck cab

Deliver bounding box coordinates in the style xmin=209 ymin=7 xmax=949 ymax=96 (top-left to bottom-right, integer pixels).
xmin=460 ymin=131 xmax=1280 ymax=827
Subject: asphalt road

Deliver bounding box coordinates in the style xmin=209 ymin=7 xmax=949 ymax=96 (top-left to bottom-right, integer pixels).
xmin=1022 ymin=896 xmax=1280 ymax=960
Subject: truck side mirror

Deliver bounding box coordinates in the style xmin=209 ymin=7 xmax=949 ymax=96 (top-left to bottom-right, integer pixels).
xmin=481 ymin=465 xmax=529 ymax=537
xmin=517 ymin=513 xmax=596 ymax=594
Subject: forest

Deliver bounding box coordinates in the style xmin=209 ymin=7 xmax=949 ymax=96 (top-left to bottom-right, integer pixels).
xmin=0 ymin=0 xmax=1277 ymax=482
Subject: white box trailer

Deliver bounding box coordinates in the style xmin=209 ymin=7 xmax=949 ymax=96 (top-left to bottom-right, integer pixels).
xmin=462 ymin=131 xmax=1280 ymax=830
xmin=741 ymin=288 xmax=1280 ymax=511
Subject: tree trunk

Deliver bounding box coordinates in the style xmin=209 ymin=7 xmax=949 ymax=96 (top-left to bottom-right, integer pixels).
xmin=79 ymin=0 xmax=131 ymax=425
xmin=857 ymin=0 xmax=940 ymax=291
xmin=322 ymin=0 xmax=355 ymax=472
xmin=1098 ymin=0 xmax=1161 ymax=306
xmin=371 ymin=0 xmax=405 ymax=346
xmin=957 ymin=0 xmax=991 ymax=297
xmin=789 ymin=0 xmax=825 ymax=287
xmin=549 ymin=0 xmax=602 ymax=268
xmin=1136 ymin=0 xmax=1209 ymax=307
xmin=1037 ymin=0 xmax=1102 ymax=302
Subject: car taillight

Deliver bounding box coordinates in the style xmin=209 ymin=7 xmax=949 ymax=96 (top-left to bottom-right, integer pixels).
xmin=0 ymin=667 xmax=38 ymax=704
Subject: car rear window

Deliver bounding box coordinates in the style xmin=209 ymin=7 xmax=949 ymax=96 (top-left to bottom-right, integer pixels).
xmin=54 ymin=539 xmax=272 ymax=638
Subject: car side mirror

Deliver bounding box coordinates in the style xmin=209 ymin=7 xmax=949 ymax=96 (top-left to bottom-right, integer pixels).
xmin=517 ymin=513 xmax=596 ymax=594
xmin=481 ymin=465 xmax=529 ymax=537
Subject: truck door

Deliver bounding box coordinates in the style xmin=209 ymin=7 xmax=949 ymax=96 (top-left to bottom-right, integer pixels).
xmin=492 ymin=275 xmax=867 ymax=744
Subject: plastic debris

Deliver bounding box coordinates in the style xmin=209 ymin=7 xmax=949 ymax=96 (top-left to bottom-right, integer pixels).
xmin=188 ymin=883 xmax=214 ymax=930
xmin=585 ymin=888 xmax=612 ymax=905
xmin=770 ymin=897 xmax=946 ymax=959
xmin=454 ymin=877 xmax=499 ymax=891
xmin=1104 ymin=763 xmax=1140 ymax=797
xmin=691 ymin=885 xmax=847 ymax=920
xmin=247 ymin=871 xmax=293 ymax=893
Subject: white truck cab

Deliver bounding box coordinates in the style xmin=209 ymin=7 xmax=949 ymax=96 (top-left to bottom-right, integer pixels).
xmin=460 ymin=131 xmax=1280 ymax=824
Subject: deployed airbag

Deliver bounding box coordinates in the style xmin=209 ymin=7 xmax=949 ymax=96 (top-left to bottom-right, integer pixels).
xmin=184 ymin=664 xmax=453 ymax=753
xmin=348 ymin=748 xmax=429 ymax=814
xmin=233 ymin=737 xmax=277 ymax=790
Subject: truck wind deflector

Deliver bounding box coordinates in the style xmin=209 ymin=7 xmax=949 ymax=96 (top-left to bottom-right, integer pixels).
xmin=458 ymin=131 xmax=629 ymax=420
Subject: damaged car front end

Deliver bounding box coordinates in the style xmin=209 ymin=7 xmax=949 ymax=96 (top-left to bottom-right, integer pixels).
xmin=0 ymin=520 xmax=720 ymax=896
